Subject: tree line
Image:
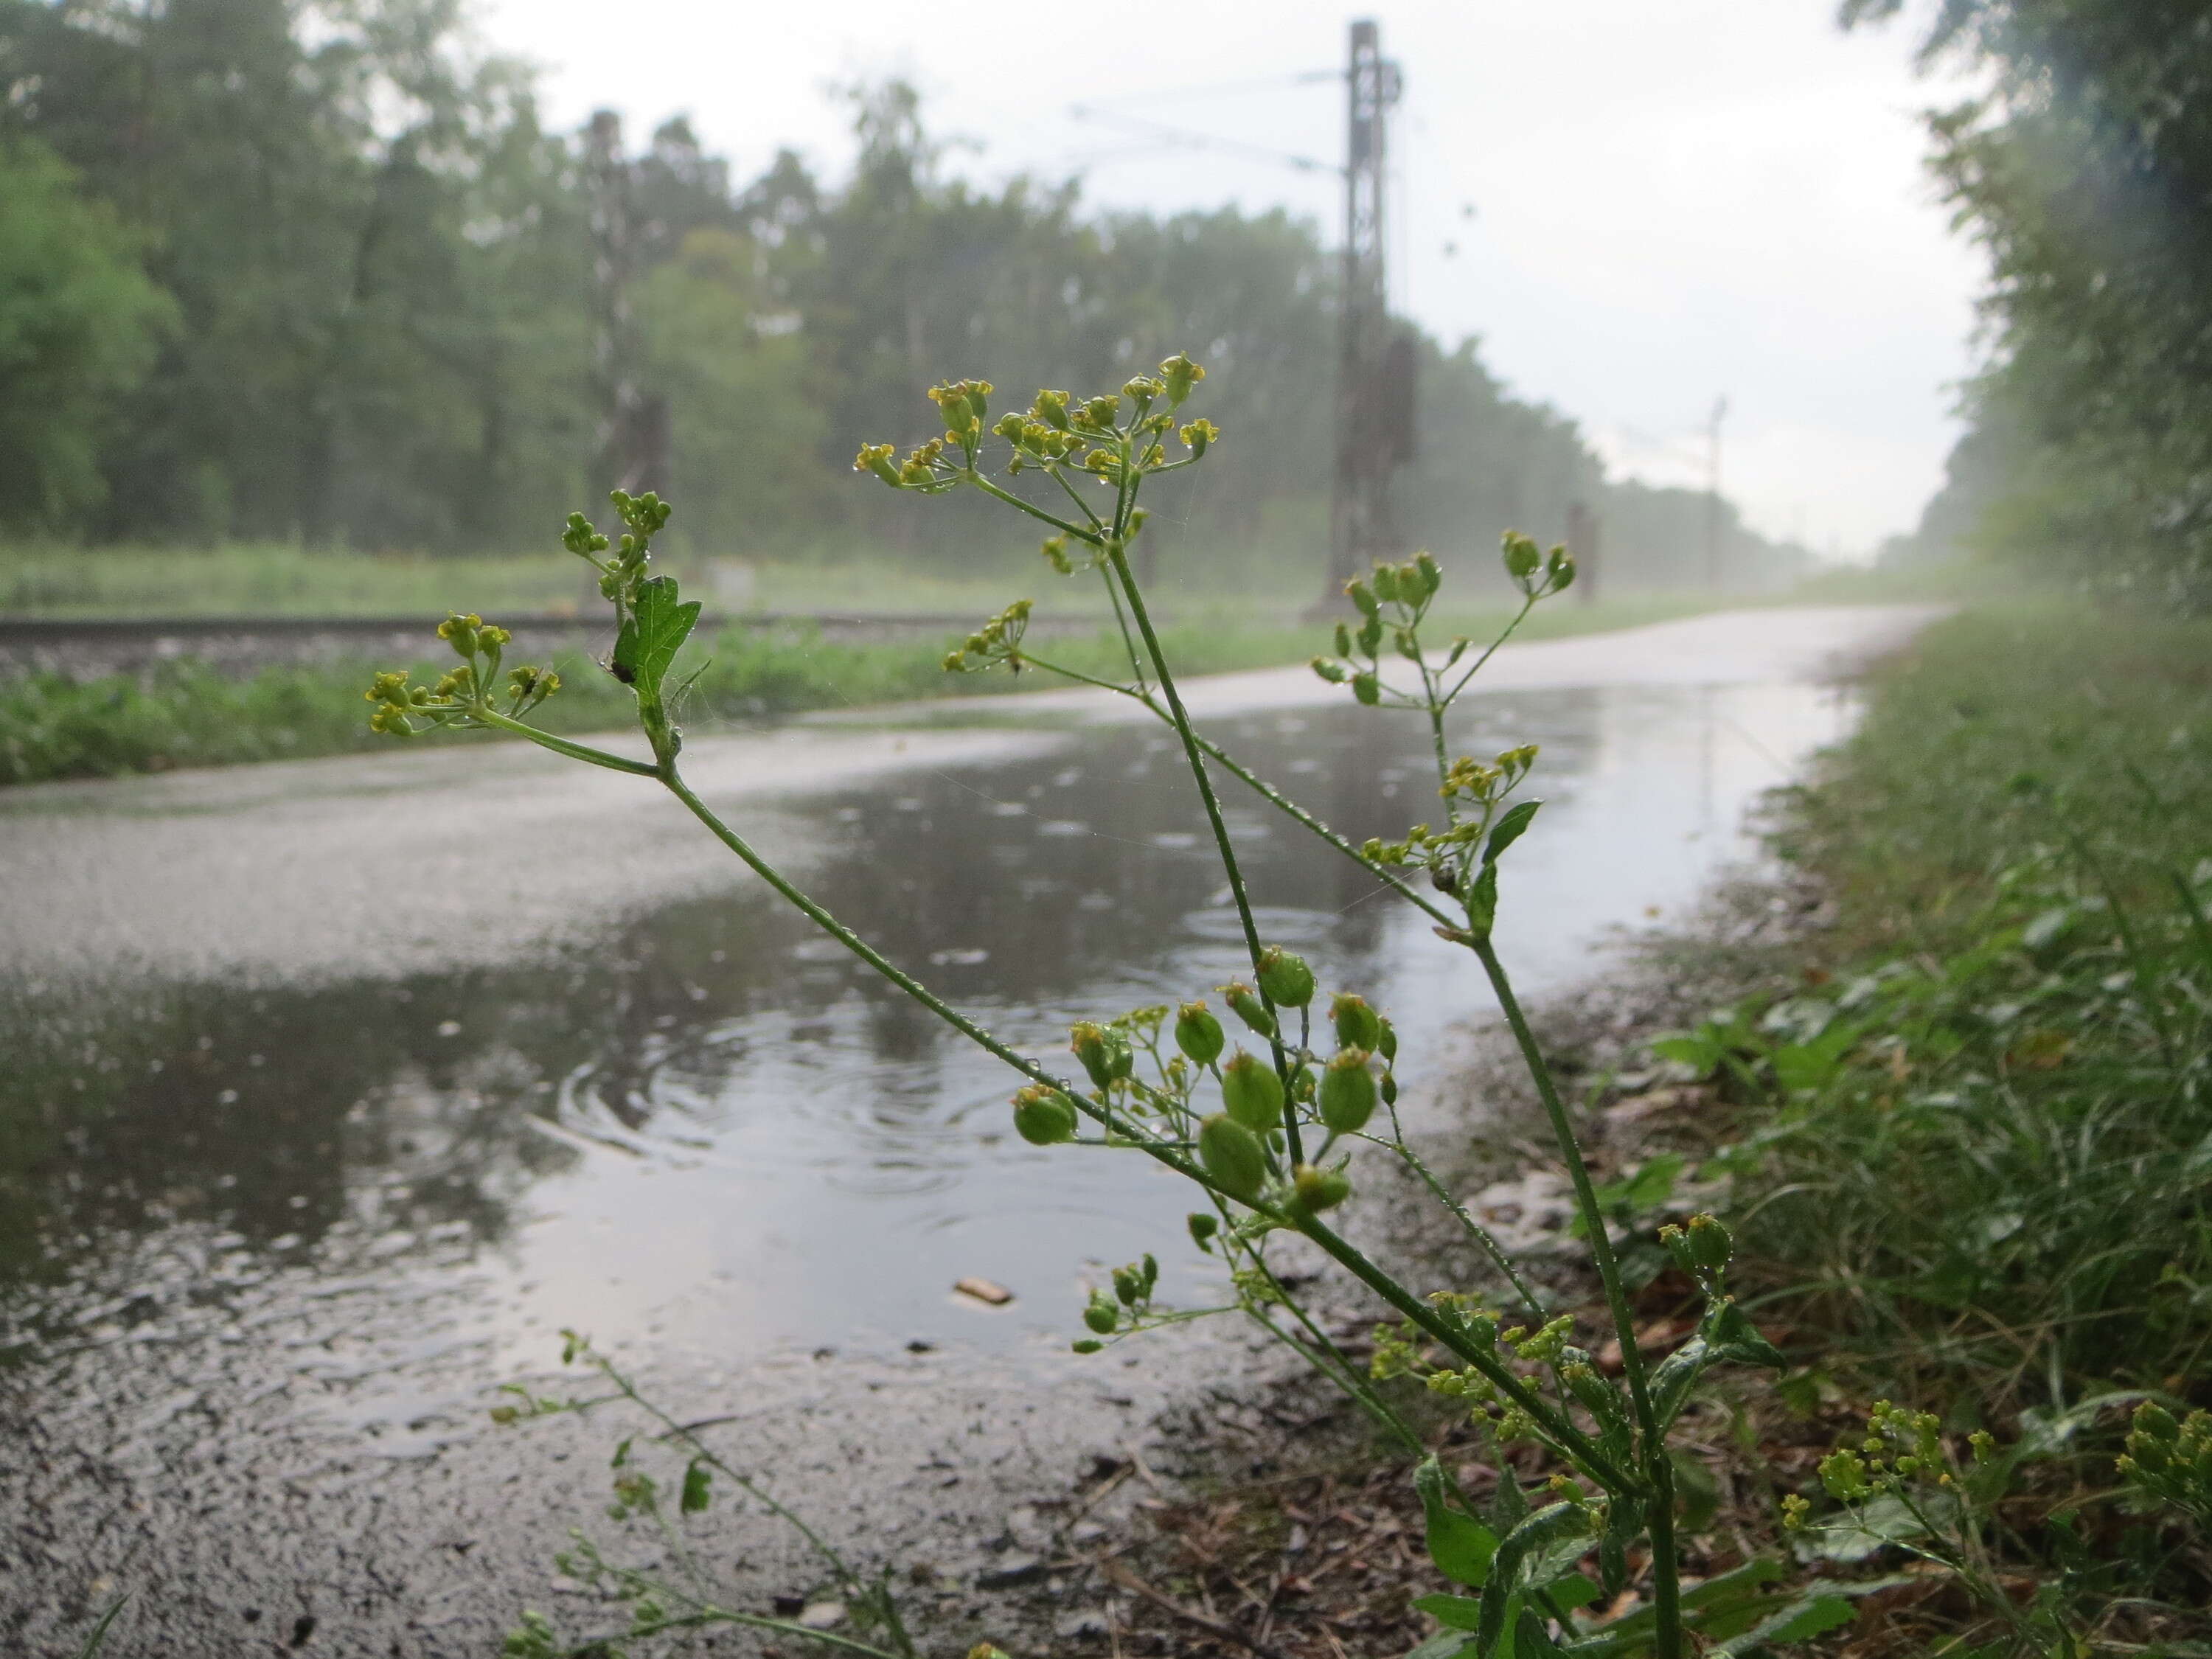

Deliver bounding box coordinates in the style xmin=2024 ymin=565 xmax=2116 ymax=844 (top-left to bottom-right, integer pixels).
xmin=1860 ymin=0 xmax=2212 ymax=609
xmin=0 ymin=0 xmax=1806 ymax=592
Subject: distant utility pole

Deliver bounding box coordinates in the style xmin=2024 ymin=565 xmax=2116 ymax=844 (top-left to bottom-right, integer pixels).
xmin=1703 ymin=395 xmax=1728 ymax=591
xmin=1566 ymin=498 xmax=1600 ymax=605
xmin=1326 ymin=18 xmax=1412 ymax=602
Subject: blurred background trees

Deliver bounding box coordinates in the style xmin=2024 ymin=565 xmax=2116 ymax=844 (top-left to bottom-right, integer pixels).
xmin=0 ymin=0 xmax=1811 ymax=591
xmin=1854 ymin=0 xmax=2212 ymax=609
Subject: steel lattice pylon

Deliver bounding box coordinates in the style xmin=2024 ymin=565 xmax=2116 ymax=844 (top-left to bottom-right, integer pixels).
xmin=1327 ymin=19 xmax=1410 ymax=599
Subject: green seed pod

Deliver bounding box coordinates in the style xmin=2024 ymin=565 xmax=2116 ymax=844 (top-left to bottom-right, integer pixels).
xmin=1376 ymin=1016 xmax=1399 ymax=1063
xmin=1084 ymin=1293 xmax=1119 ymax=1335
xmin=1256 ymin=946 xmax=1315 ymax=1009
xmin=1334 ymin=622 xmax=1353 ymax=657
xmin=1658 ymin=1224 xmax=1698 ymax=1279
xmin=1352 ymin=671 xmax=1380 ymax=707
xmin=1310 ymin=655 xmax=1348 ymax=684
xmin=1293 ymin=1164 xmax=1352 ymax=1212
xmin=1187 ymin=1211 xmax=1219 ymax=1253
xmin=1289 ymin=1062 xmax=1316 ymax=1103
xmin=1380 ymin=1072 xmax=1398 ymax=1107
xmin=1416 ymin=550 xmax=1442 ymax=597
xmin=1371 ymin=563 xmax=1400 ymax=603
xmin=1071 ymin=1338 xmax=1104 ymax=1354
xmin=1319 ymin=1048 xmax=1377 ymax=1134
xmin=1547 ymin=549 xmax=1576 ymax=591
xmin=1175 ymin=1001 xmax=1226 ymax=1068
xmin=1112 ymin=1266 xmax=1141 ymax=1307
xmin=1344 ymin=578 xmax=1378 ymax=618
xmin=1012 ymin=1085 xmax=1079 ymax=1146
xmin=1220 ymin=1048 xmax=1285 ymax=1131
xmin=1068 ymin=1021 xmax=1129 ymax=1090
xmin=1220 ymin=981 xmax=1276 ymax=1037
xmin=1502 ymin=532 xmax=1542 ymax=580
xmin=1686 ymin=1213 xmax=1733 ymax=1272
xmin=1197 ymin=1113 xmax=1268 ymax=1203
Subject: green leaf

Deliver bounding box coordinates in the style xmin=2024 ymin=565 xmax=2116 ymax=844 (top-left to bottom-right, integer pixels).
xmin=1477 ymin=1504 xmax=1590 ymax=1659
xmin=680 ymin=1459 xmax=712 ymax=1514
xmin=1564 ymin=1557 xmax=1788 ymax=1657
xmin=1467 ymin=862 xmax=1500 ymax=936
xmin=1416 ymin=1456 xmax=1500 ymax=1588
xmin=1649 ymin=1338 xmax=1714 ymax=1428
xmin=1484 ymin=799 xmax=1543 ymax=864
xmin=1651 ymin=1033 xmax=1723 ymax=1074
xmin=1704 ymin=1301 xmax=1788 ymax=1369
xmin=611 ymin=576 xmax=701 ymax=700
xmin=1797 ymin=1492 xmax=1953 ymax=1562
xmin=1413 ymin=1594 xmax=1486 ymax=1631
xmin=1405 ymin=1629 xmax=1478 ymax=1659
xmin=1544 ymin=1573 xmax=1602 ymax=1613
xmin=1709 ymin=1593 xmax=1854 ymax=1656
xmin=1672 ymin=1450 xmax=1721 ymax=1534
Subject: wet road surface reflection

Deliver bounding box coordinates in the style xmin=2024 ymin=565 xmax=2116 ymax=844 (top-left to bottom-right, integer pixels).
xmin=0 ymin=684 xmax=1848 ymax=1413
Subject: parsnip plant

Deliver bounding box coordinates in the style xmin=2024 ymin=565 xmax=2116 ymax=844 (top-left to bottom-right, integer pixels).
xmin=372 ymin=356 xmax=1831 ymax=1659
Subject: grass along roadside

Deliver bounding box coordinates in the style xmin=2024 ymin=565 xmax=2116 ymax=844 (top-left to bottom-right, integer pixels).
xmin=1591 ymin=602 xmax=2212 ymax=1652
xmin=0 ymin=595 xmax=1714 ymax=787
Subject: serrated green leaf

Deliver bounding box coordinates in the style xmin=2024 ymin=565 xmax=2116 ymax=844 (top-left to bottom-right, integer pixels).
xmin=611 ymin=576 xmax=701 ymax=700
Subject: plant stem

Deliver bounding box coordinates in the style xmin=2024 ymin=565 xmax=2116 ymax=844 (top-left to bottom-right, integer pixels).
xmin=475 ymin=707 xmax=658 ymax=776
xmin=1102 ymin=538 xmax=1305 ymax=1165
xmin=1471 ymin=935 xmax=1681 ymax=1658
xmin=1286 ymin=1206 xmax=1638 ymax=1492
xmin=1388 ymin=1138 xmax=1548 ymax=1324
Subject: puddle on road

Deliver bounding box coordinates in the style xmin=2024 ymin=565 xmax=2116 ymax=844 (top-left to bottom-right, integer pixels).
xmin=0 ymin=682 xmax=1851 ymax=1469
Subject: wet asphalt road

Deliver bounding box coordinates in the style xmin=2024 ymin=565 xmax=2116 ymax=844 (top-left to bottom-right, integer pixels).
xmin=0 ymin=605 xmax=1937 ymax=1657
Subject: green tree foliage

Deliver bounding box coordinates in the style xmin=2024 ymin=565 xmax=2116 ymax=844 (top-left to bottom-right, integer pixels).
xmin=0 ymin=136 xmax=172 ymax=526
xmin=0 ymin=0 xmax=1806 ymax=591
xmin=1847 ymin=0 xmax=2212 ymax=605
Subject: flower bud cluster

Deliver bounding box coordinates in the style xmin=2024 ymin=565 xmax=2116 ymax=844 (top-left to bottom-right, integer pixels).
xmin=857 ymin=356 xmax=1215 ymax=501
xmin=1501 ymin=529 xmax=1576 ymax=599
xmin=1658 ymin=1212 xmax=1734 ymax=1291
xmin=364 ymin=611 xmax=561 ymax=737
xmin=1071 ymin=1251 xmax=1162 ymax=1351
xmin=1816 ymin=1399 xmax=1950 ymax=1503
xmin=560 ymin=490 xmax=673 ymax=607
xmin=2118 ymin=1400 xmax=2212 ymax=1526
xmin=1311 ymin=551 xmax=1447 ymax=707
xmin=1357 ymin=744 xmax=1543 ymax=900
xmin=941 ymin=599 xmax=1034 ymax=675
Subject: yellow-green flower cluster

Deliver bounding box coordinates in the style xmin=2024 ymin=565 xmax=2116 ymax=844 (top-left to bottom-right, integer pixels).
xmin=855 ymin=355 xmax=1219 ymax=495
xmin=2118 ymin=1400 xmax=2212 ymax=1527
xmin=941 ymin=599 xmax=1034 ymax=675
xmin=363 ymin=611 xmax=560 ymax=737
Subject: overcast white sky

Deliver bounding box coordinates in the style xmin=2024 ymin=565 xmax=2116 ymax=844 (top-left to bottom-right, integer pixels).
xmin=477 ymin=0 xmax=1983 ymax=557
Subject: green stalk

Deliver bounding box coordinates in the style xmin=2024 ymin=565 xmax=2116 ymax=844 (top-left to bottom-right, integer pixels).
xmin=1286 ymin=1205 xmax=1637 ymax=1491
xmin=473 ymin=707 xmax=658 ymax=776
xmin=1101 ymin=532 xmax=1304 ymax=1166
xmin=1472 ymin=935 xmax=1681 ymax=1658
